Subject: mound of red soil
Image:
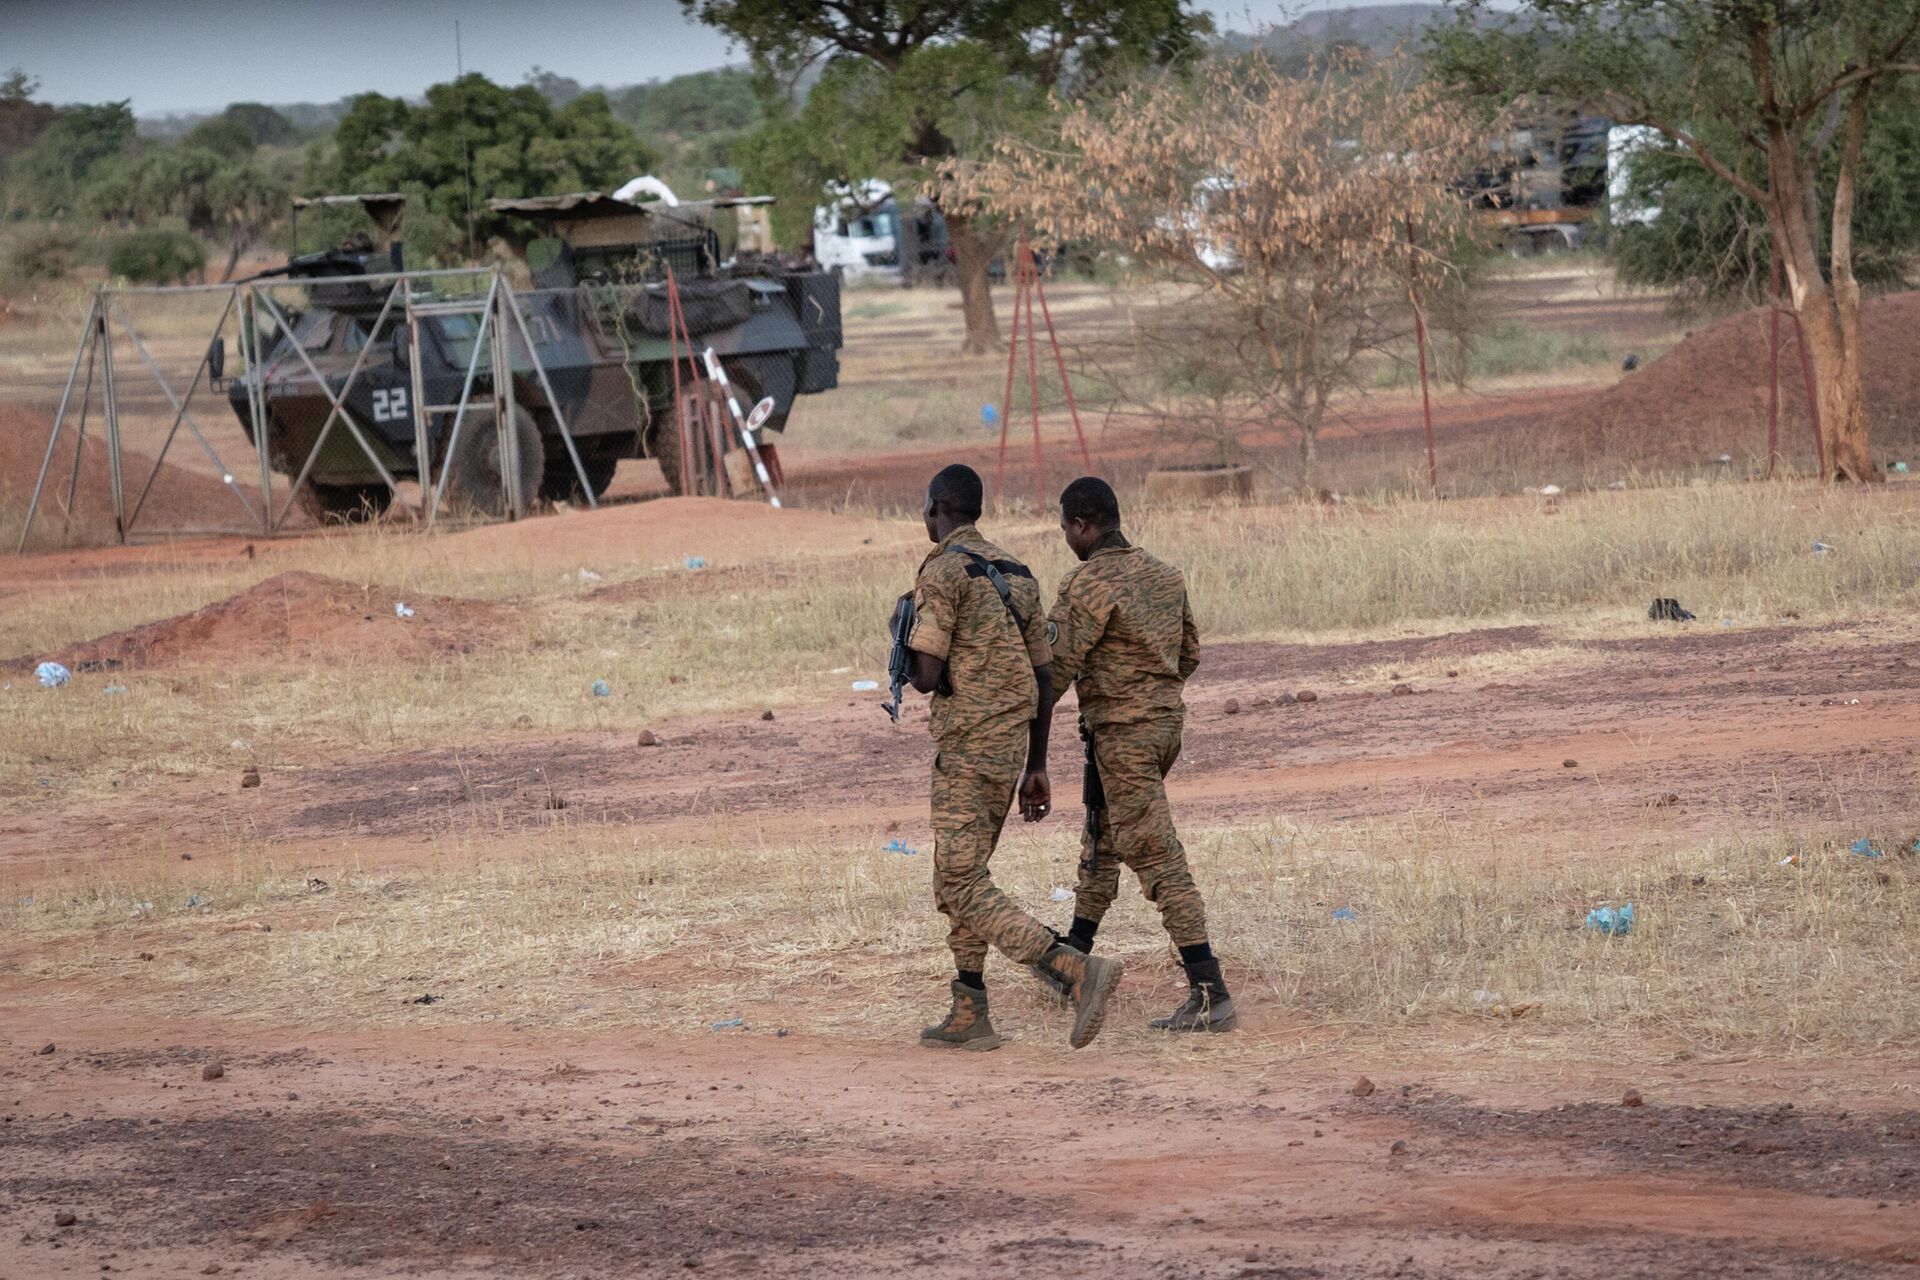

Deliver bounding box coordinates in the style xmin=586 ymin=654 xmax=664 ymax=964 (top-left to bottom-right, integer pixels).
xmin=1 ymin=404 xmax=277 ymax=549
xmin=1546 ymin=291 xmax=1920 ymax=472
xmin=36 ymin=571 xmax=512 ymax=672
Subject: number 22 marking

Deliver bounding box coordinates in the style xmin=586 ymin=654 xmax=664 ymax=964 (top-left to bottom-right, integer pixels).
xmin=371 ymin=388 xmax=410 ymax=423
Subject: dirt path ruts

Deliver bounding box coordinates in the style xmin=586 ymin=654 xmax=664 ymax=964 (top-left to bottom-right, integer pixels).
xmin=5 ymin=621 xmax=1916 ymax=881
xmin=1 ymin=1011 xmax=1915 ymax=1279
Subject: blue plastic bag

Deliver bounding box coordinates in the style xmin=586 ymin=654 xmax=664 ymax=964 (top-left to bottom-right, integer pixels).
xmin=1586 ymin=903 xmax=1635 ymax=936
xmin=590 ymin=679 xmax=611 ymax=698
xmin=1851 ymin=837 xmax=1884 ymax=859
xmin=981 ymin=404 xmax=999 ymax=428
xmin=884 ymin=838 xmax=921 ymax=856
xmin=34 ymin=662 xmax=70 ymax=688
xmin=1331 ymin=906 xmax=1357 ymax=923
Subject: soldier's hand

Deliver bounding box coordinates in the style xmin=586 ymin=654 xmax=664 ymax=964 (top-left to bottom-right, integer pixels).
xmin=1018 ymin=768 xmax=1051 ymax=823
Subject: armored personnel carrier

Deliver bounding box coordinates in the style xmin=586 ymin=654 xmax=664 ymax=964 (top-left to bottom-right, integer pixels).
xmin=227 ymin=190 xmax=841 ymax=519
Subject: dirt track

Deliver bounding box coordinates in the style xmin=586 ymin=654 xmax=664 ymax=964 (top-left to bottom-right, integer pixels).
xmin=7 ymin=1006 xmax=1920 ymax=1279
xmin=7 ymin=617 xmax=1915 ymax=879
xmin=6 ymin=597 xmax=1920 ymax=1274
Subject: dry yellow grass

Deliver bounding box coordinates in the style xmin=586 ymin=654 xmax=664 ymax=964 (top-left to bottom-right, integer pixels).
xmin=6 ymin=482 xmax=1920 ymax=804
xmin=7 ymin=810 xmax=1916 ymax=1060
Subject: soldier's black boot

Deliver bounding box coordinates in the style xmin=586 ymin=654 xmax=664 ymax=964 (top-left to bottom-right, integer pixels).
xmin=920 ymin=980 xmax=1005 ymax=1051
xmin=1150 ymin=958 xmax=1238 ymax=1033
xmin=1039 ymin=945 xmax=1124 ymax=1049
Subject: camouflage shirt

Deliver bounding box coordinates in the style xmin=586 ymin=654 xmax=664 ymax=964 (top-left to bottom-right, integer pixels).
xmin=908 ymin=525 xmax=1051 ymax=743
xmin=1048 ymin=538 xmax=1199 ymax=728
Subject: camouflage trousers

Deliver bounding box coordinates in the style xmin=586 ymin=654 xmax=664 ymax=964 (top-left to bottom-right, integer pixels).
xmin=930 ymin=719 xmax=1056 ymax=973
xmin=1076 ymin=714 xmax=1209 ymax=947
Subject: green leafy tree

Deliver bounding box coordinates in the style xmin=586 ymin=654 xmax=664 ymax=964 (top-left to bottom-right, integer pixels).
xmin=1431 ymin=0 xmax=1920 ymax=482
xmin=4 ymin=100 xmax=136 ymax=216
xmin=83 ymin=118 xmax=288 ymax=281
xmin=181 ymin=115 xmax=257 ymax=163
xmin=1611 ymin=80 xmax=1920 ymax=312
xmin=0 ymin=68 xmax=56 ymax=162
xmin=524 ymin=67 xmax=586 ymax=108
xmin=684 ymin=0 xmax=1209 ymax=355
xmin=107 ymin=227 xmax=205 ymax=284
xmin=220 ymin=102 xmax=299 ymax=148
xmin=314 ymin=74 xmax=653 ymax=261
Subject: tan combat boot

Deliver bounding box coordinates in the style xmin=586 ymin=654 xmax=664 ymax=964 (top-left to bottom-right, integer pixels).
xmin=1039 ymin=945 xmax=1125 ymax=1048
xmin=920 ymin=980 xmax=1005 ymax=1051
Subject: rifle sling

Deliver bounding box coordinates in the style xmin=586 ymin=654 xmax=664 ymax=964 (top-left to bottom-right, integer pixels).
xmin=953 ymin=549 xmax=1030 ymax=633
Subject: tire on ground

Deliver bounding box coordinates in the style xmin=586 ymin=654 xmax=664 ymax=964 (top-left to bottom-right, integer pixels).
xmin=297 ymin=481 xmax=393 ymax=525
xmin=540 ymin=450 xmax=620 ymax=503
xmin=445 ymin=404 xmax=544 ymax=517
xmin=649 ymin=363 xmax=762 ymax=498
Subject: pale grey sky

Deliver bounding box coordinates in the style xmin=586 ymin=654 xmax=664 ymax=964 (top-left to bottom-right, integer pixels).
xmin=4 ymin=0 xmax=1444 ymax=115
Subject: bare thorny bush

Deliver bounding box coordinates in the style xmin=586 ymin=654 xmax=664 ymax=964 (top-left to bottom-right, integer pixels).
xmin=950 ymin=53 xmax=1486 ymax=473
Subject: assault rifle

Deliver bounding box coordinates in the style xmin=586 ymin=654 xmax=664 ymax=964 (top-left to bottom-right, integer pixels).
xmin=885 ymin=593 xmax=915 ymax=722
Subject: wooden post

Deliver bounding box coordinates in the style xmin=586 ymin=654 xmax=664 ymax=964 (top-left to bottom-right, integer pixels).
xmin=1405 ymin=216 xmax=1438 ymax=495
xmin=1766 ymin=245 xmax=1781 ymax=478
xmin=993 ymin=246 xmax=1027 ymax=506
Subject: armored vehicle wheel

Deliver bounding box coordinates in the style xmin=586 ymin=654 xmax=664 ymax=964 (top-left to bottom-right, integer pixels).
xmin=651 ymin=365 xmax=763 ymax=498
xmin=540 ymin=451 xmax=620 ymax=503
xmin=445 ymin=404 xmax=544 ymax=517
xmin=297 ymin=481 xmax=392 ymax=525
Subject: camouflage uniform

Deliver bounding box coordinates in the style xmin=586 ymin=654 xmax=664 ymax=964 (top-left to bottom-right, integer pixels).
xmin=1048 ymin=538 xmax=1209 ymax=946
xmin=910 ymin=525 xmax=1057 ymax=972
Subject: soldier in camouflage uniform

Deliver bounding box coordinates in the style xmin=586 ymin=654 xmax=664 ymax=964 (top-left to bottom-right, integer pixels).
xmin=901 ymin=464 xmax=1125 ymax=1051
xmin=1034 ymin=476 xmax=1236 ymax=1032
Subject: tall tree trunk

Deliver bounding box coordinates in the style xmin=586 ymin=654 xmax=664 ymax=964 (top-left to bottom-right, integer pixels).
xmin=944 ymin=212 xmax=1001 ymax=356
xmin=1767 ymin=110 xmax=1881 ymax=482
xmin=1820 ymin=84 xmax=1882 ymax=483
xmin=1795 ymin=291 xmax=1878 ymax=481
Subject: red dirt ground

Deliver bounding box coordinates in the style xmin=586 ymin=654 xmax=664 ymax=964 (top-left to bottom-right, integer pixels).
xmin=5 ymin=582 xmax=1919 ymax=1275
xmin=445 ymin=494 xmax=919 ymax=570
xmin=8 ymin=570 xmax=514 ymax=674
xmin=2 ymin=402 xmax=278 ymax=548
xmin=8 ymin=612 xmax=1916 ymax=875
xmin=4 ymin=1008 xmax=1917 ymax=1280
xmin=5 ymin=400 xmax=1920 ymax=1275
xmin=1547 ymin=291 xmax=1920 ymax=472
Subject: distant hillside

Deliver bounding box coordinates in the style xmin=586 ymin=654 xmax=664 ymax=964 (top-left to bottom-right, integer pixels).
xmin=1218 ymin=4 xmax=1466 ymax=61
xmin=140 ymin=99 xmax=351 ymax=141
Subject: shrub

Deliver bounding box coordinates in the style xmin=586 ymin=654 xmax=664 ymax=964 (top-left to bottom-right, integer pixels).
xmin=106 ymin=228 xmax=205 ymax=285
xmin=9 ymin=226 xmax=79 ymax=283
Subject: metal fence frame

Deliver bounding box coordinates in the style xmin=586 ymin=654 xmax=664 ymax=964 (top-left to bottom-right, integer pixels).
xmin=17 ymin=266 xmax=595 ymax=550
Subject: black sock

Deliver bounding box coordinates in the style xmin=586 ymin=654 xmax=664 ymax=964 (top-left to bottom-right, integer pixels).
xmin=1178 ymin=941 xmax=1215 ymax=966
xmin=1066 ymin=917 xmax=1099 ymax=952
xmin=956 ymin=969 xmax=985 ymax=991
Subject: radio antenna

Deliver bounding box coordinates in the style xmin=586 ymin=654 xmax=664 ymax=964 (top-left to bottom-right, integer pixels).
xmin=456 ymin=19 xmax=477 ymax=261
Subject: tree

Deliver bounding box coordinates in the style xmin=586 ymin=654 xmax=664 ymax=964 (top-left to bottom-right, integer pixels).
xmin=3 ymin=100 xmax=135 ymax=216
xmin=682 ymin=0 xmax=1208 ymax=355
xmin=524 ymin=67 xmax=586 ymax=109
xmin=952 ymin=52 xmax=1481 ymax=469
xmin=220 ymin=102 xmax=299 ymax=148
xmin=1610 ymin=79 xmax=1920 ymax=312
xmin=181 ymin=115 xmax=257 ymax=163
xmin=1430 ymin=1 xmax=1920 ymax=483
xmin=316 ymin=75 xmax=653 ymax=261
xmin=107 ymin=227 xmax=205 ymax=285
xmin=0 ymin=68 xmax=56 ymax=175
